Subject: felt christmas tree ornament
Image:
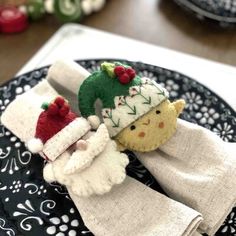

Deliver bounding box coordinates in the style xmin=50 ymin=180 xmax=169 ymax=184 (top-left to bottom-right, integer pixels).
xmin=45 ymin=60 xmax=236 ymax=235
xmin=1 ymin=80 xmax=203 ymax=235
xmin=26 ymin=95 xmax=91 ymax=161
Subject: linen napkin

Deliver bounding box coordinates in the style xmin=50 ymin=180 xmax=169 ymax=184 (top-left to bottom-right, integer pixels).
xmin=138 ymin=119 xmax=236 ymax=235
xmin=46 ymin=60 xmax=236 ymax=235
xmin=1 ymin=80 xmax=202 ymax=236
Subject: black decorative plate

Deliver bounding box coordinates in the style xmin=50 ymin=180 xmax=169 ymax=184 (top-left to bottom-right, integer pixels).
xmin=0 ymin=59 xmax=235 ymax=236
xmin=173 ymin=0 xmax=236 ymax=27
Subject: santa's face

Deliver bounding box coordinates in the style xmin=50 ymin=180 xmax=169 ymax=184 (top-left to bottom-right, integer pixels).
xmin=116 ymin=99 xmax=185 ymax=152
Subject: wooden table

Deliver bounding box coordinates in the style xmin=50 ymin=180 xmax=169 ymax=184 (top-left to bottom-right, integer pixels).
xmin=1 ymin=0 xmax=236 ymax=84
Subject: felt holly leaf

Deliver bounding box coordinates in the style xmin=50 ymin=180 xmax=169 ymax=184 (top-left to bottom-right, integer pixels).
xmin=101 ymin=62 xmax=116 ymax=78
xmin=41 ymin=102 xmax=49 ymax=110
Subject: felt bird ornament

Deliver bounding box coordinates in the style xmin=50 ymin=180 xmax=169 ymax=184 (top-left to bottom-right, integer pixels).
xmin=116 ymin=99 xmax=185 ymax=152
xmin=78 ymin=62 xmax=185 ymax=152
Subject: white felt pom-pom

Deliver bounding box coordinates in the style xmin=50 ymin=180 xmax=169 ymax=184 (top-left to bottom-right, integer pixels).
xmin=43 ymin=163 xmax=55 ymax=183
xmin=27 ymin=138 xmax=43 ymax=153
xmin=88 ymin=115 xmax=100 ymax=130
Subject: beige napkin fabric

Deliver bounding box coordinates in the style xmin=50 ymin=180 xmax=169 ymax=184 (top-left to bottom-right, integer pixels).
xmin=47 ymin=60 xmax=90 ymax=112
xmin=1 ymin=80 xmax=58 ymax=142
xmin=192 ymin=232 xmax=202 ymax=236
xmin=1 ymin=80 xmax=202 ymax=236
xmin=138 ymin=119 xmax=236 ymax=235
xmin=45 ymin=60 xmax=236 ymax=235
xmin=69 ymin=176 xmax=202 ymax=236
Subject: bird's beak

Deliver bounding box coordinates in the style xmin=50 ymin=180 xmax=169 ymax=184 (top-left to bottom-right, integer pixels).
xmin=173 ymin=99 xmax=185 ymax=117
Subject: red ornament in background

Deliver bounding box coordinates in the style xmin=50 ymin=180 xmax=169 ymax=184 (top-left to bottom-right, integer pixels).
xmin=114 ymin=65 xmax=136 ymax=84
xmin=0 ymin=6 xmax=28 ymax=33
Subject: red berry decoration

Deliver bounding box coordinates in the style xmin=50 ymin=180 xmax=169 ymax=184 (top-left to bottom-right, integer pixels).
xmin=54 ymin=96 xmax=65 ymax=107
xmin=114 ymin=65 xmax=136 ymax=84
xmin=126 ymin=68 xmax=136 ymax=80
xmin=47 ymin=103 xmax=59 ymax=116
xmin=114 ymin=66 xmax=126 ymax=76
xmin=59 ymin=104 xmax=70 ymax=117
xmin=119 ymin=73 xmax=130 ymax=84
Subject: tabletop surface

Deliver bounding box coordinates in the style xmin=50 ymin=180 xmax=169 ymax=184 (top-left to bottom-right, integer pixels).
xmin=1 ymin=0 xmax=236 ymax=84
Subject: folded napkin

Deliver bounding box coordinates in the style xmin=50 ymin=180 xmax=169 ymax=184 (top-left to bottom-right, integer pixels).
xmin=138 ymin=119 xmax=236 ymax=235
xmin=46 ymin=60 xmax=236 ymax=235
xmin=1 ymin=80 xmax=202 ymax=236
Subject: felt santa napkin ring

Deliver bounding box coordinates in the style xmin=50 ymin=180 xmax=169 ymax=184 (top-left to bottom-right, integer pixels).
xmin=1 ymin=90 xmax=129 ymax=197
xmin=30 ymin=96 xmax=129 ymax=197
xmin=27 ymin=96 xmax=91 ymax=161
xmin=78 ymin=62 xmax=186 ymax=152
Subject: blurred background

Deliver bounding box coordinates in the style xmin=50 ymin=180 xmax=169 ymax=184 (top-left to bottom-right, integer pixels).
xmin=0 ymin=0 xmax=236 ymax=84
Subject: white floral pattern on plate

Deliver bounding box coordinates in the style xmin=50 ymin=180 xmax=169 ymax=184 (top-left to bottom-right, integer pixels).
xmin=195 ymin=106 xmax=220 ymax=125
xmin=0 ymin=60 xmax=235 ymax=236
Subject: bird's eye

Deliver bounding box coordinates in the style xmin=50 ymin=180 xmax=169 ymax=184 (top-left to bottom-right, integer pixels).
xmin=156 ymin=110 xmax=161 ymax=114
xmin=130 ymin=125 xmax=136 ymax=130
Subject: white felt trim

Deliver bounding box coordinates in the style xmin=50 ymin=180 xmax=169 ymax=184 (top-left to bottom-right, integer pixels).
xmin=43 ymin=117 xmax=91 ymax=161
xmin=27 ymin=138 xmax=44 ymax=153
xmin=88 ymin=115 xmax=101 ymax=129
xmin=102 ymin=78 xmax=169 ymax=137
xmin=64 ymin=124 xmax=110 ymax=174
xmin=43 ymin=162 xmax=56 ymax=183
xmin=44 ymin=141 xmax=129 ymax=197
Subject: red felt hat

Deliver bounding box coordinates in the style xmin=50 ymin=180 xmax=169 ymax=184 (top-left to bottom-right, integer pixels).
xmin=27 ymin=96 xmax=91 ymax=161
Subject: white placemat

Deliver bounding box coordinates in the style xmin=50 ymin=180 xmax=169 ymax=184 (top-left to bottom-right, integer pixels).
xmin=17 ymin=23 xmax=236 ymax=111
